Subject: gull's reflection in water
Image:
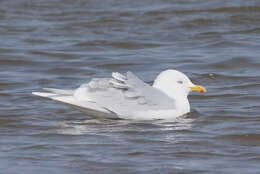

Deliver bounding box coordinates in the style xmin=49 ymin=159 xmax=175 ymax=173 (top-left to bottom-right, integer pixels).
xmin=155 ymin=116 xmax=195 ymax=143
xmin=57 ymin=118 xmax=124 ymax=135
xmin=56 ymin=113 xmax=195 ymax=144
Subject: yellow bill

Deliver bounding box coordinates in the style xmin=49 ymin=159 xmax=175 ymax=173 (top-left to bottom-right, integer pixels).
xmin=190 ymin=85 xmax=206 ymax=93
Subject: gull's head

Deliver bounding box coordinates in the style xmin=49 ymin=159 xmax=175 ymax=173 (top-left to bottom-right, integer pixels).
xmin=153 ymin=69 xmax=206 ymax=97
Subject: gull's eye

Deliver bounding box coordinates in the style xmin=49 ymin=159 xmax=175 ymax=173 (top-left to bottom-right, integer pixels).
xmin=177 ymin=80 xmax=183 ymax=84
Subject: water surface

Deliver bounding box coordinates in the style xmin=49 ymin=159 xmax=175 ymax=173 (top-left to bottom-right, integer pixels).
xmin=1 ymin=0 xmax=260 ymax=173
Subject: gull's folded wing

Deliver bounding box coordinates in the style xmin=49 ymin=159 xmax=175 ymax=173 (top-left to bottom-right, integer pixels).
xmin=74 ymin=72 xmax=175 ymax=119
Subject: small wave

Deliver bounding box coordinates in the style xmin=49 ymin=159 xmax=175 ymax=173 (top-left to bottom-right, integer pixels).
xmin=0 ymin=58 xmax=39 ymax=66
xmin=29 ymin=50 xmax=82 ymax=59
xmin=201 ymin=57 xmax=260 ymax=70
xmin=199 ymin=73 xmax=260 ymax=80
xmin=217 ymin=133 xmax=260 ymax=141
xmin=75 ymin=40 xmax=162 ymax=50
xmin=232 ymin=27 xmax=260 ymax=34
xmin=206 ymin=6 xmax=260 ymax=13
xmin=144 ymin=6 xmax=260 ymax=16
xmin=191 ymin=93 xmax=241 ymax=100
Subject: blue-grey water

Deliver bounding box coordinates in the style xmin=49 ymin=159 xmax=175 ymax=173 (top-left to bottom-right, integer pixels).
xmin=1 ymin=0 xmax=260 ymax=173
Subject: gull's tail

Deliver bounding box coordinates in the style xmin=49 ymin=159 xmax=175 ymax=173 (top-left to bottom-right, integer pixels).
xmin=32 ymin=88 xmax=118 ymax=119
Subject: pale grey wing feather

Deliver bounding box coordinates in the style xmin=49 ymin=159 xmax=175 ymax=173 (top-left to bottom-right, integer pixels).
xmin=74 ymin=72 xmax=175 ymax=117
xmin=125 ymin=71 xmax=175 ymax=107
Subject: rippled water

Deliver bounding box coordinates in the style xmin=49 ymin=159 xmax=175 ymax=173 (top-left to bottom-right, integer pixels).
xmin=1 ymin=0 xmax=260 ymax=173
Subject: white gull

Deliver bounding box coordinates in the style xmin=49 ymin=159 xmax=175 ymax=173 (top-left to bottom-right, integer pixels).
xmin=32 ymin=69 xmax=206 ymax=120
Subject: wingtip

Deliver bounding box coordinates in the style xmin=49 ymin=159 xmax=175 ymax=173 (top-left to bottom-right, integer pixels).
xmin=32 ymin=92 xmax=56 ymax=98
